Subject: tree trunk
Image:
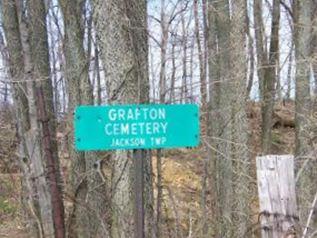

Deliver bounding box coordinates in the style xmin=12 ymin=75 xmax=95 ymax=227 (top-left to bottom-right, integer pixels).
xmin=208 ymin=1 xmax=232 ymax=237
xmin=27 ymin=0 xmax=65 ymax=236
xmin=169 ymin=36 xmax=176 ymax=103
xmin=253 ymin=0 xmax=266 ymax=100
xmin=254 ymin=0 xmax=280 ymax=154
xmin=1 ymin=1 xmax=39 ymax=236
xmin=312 ymin=3 xmax=317 ymax=96
xmin=294 ymin=0 xmax=317 ymax=233
xmin=286 ymin=40 xmax=294 ymax=100
xmin=207 ymin=0 xmax=221 ymax=236
xmin=230 ymin=1 xmax=252 ymax=236
xmin=47 ymin=7 xmax=60 ymax=115
xmin=159 ymin=0 xmax=169 ymax=104
xmin=245 ymin=0 xmax=255 ymax=98
xmin=95 ymin=42 xmax=102 ymax=105
xmin=261 ymin=0 xmax=280 ymax=154
xmin=3 ymin=0 xmax=65 ymax=236
xmin=207 ymin=0 xmax=252 ymax=237
xmin=181 ymin=4 xmax=188 ymax=104
xmin=20 ymin=2 xmax=56 ymax=236
xmin=156 ymin=2 xmax=168 ymax=237
xmin=189 ymin=37 xmax=195 ymax=103
xmin=94 ymin=0 xmax=154 ymax=237
xmin=215 ymin=2 xmax=233 ymax=237
xmin=59 ymin=1 xmax=108 ymax=237
xmin=194 ymin=0 xmax=207 ymax=128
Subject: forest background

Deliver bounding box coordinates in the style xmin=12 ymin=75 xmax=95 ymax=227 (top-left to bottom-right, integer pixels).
xmin=0 ymin=0 xmax=317 ymax=237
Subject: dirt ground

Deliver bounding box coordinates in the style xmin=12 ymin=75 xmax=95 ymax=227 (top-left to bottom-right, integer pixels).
xmin=0 ymin=101 xmax=296 ymax=237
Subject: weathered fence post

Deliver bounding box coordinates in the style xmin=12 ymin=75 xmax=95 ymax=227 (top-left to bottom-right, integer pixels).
xmin=256 ymin=155 xmax=300 ymax=238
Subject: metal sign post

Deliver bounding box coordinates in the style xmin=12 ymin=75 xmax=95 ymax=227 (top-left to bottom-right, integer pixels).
xmin=134 ymin=149 xmax=144 ymax=238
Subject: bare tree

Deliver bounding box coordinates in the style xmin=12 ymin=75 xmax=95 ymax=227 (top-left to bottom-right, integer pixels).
xmin=207 ymin=0 xmax=252 ymax=237
xmin=312 ymin=1 xmax=317 ymax=96
xmin=194 ymin=0 xmax=207 ymax=128
xmin=93 ymin=0 xmax=154 ymax=237
xmin=28 ymin=0 xmax=65 ymax=236
xmin=245 ymin=0 xmax=255 ymax=98
xmin=59 ymin=1 xmax=109 ymax=237
xmin=294 ymin=0 xmax=317 ymax=234
xmin=254 ymin=0 xmax=280 ymax=154
xmin=1 ymin=1 xmax=38 ymax=236
xmin=2 ymin=0 xmax=65 ymax=237
xmin=230 ymin=1 xmax=252 ymax=236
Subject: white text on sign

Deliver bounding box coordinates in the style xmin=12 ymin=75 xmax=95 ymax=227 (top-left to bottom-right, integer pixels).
xmin=105 ymin=107 xmax=169 ymax=147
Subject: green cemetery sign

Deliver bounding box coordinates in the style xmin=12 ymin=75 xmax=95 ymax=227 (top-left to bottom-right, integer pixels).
xmin=74 ymin=104 xmax=200 ymax=150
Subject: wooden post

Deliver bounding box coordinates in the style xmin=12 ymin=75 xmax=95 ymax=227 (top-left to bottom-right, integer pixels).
xmin=256 ymin=155 xmax=299 ymax=238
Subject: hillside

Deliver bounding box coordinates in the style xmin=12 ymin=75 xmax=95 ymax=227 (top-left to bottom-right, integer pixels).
xmin=0 ymin=101 xmax=296 ymax=237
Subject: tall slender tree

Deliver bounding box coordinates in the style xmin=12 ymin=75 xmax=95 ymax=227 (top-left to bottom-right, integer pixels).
xmin=194 ymin=0 xmax=207 ymax=130
xmin=230 ymin=0 xmax=252 ymax=236
xmin=207 ymin=0 xmax=252 ymax=237
xmin=254 ymin=0 xmax=280 ymax=154
xmin=93 ymin=0 xmax=154 ymax=237
xmin=59 ymin=1 xmax=109 ymax=237
xmin=206 ymin=0 xmax=223 ymax=236
xmin=1 ymin=1 xmax=39 ymax=235
xmin=294 ymin=0 xmax=317 ymax=233
xmin=312 ymin=1 xmax=317 ymax=96
xmin=28 ymin=0 xmax=65 ymax=236
xmin=2 ymin=0 xmax=65 ymax=237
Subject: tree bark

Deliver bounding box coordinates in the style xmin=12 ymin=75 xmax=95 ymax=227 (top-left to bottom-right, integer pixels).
xmin=94 ymin=0 xmax=154 ymax=237
xmin=254 ymin=0 xmax=280 ymax=154
xmin=245 ymin=0 xmax=255 ymax=98
xmin=207 ymin=0 xmax=252 ymax=237
xmin=215 ymin=1 xmax=233 ymax=236
xmin=194 ymin=0 xmax=207 ymax=135
xmin=312 ymin=2 xmax=317 ymax=96
xmin=169 ymin=36 xmax=176 ymax=103
xmin=181 ymin=3 xmax=188 ymax=104
xmin=1 ymin=1 xmax=39 ymax=236
xmin=294 ymin=0 xmax=317 ymax=233
xmin=59 ymin=1 xmax=108 ymax=237
xmin=27 ymin=0 xmax=65 ymax=236
xmin=230 ymin=1 xmax=252 ymax=236
xmin=261 ymin=0 xmax=280 ymax=154
xmin=208 ymin=1 xmax=232 ymax=237
xmin=3 ymin=0 xmax=65 ymax=237
xmin=159 ymin=0 xmax=169 ymax=103
xmin=206 ymin=0 xmax=221 ymax=236
xmin=286 ymin=40 xmax=294 ymax=100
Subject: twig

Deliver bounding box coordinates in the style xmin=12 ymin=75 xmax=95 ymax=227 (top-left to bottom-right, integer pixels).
xmin=301 ymin=190 xmax=317 ymax=238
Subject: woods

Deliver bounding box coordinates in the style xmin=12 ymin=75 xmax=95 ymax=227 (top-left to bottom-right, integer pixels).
xmin=1 ymin=0 xmax=317 ymax=238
